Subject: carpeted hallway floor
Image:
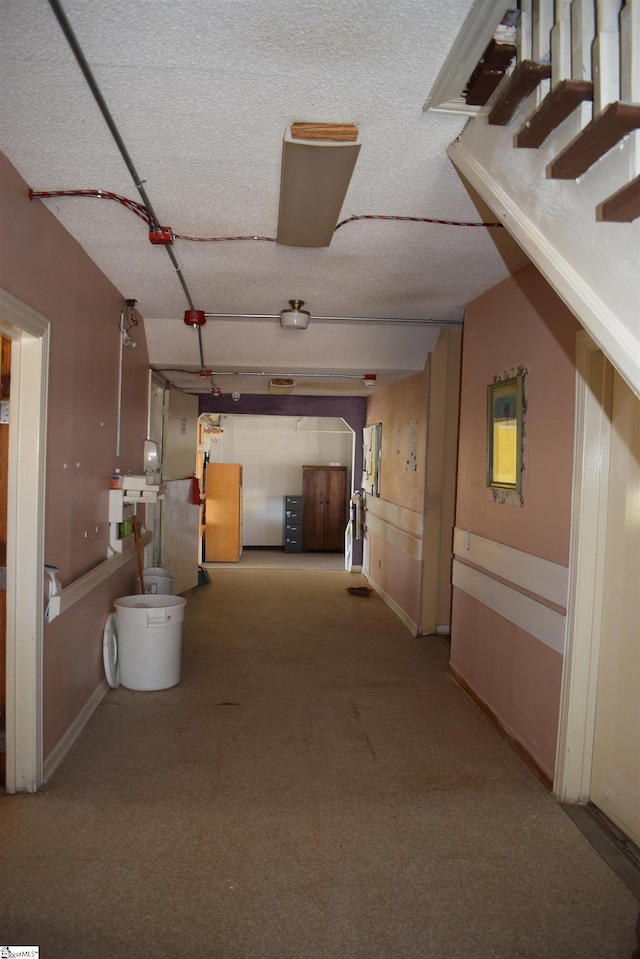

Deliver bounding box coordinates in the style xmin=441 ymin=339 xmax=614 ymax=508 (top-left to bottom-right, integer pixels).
xmin=1 ymin=568 xmax=638 ymax=958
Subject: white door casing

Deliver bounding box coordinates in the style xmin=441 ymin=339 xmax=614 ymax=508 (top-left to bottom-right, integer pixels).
xmin=589 ymin=368 xmax=640 ymax=844
xmin=555 ymin=334 xmax=612 ymax=800
xmin=0 ymin=289 xmax=49 ymax=794
xmin=556 ymin=333 xmax=640 ymax=848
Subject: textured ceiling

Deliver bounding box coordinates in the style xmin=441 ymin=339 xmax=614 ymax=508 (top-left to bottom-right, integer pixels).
xmin=0 ymin=0 xmax=527 ymax=395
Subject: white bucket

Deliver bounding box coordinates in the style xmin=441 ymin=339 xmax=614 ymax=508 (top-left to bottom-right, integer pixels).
xmin=142 ymin=566 xmax=175 ymax=595
xmin=114 ymin=594 xmax=187 ymax=691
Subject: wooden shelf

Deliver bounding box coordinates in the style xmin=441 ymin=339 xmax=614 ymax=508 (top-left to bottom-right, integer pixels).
xmin=597 ymin=175 xmax=640 ymax=222
xmin=488 ymin=60 xmax=552 ymax=126
xmin=548 ymin=101 xmax=640 ymax=179
xmin=516 ymin=79 xmax=593 ymax=148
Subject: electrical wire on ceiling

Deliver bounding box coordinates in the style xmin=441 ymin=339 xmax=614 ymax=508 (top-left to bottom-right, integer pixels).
xmin=42 ymin=0 xmax=503 ymax=388
xmin=45 ymin=0 xmax=206 ymax=369
xmin=30 ymin=187 xmax=505 ymax=240
xmin=334 ymin=213 xmax=504 ymax=230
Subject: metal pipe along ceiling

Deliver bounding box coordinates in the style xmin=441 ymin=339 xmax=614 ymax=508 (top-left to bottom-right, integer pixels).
xmin=46 ymin=0 xmax=206 ymax=369
xmin=203 ymin=313 xmax=463 ymax=325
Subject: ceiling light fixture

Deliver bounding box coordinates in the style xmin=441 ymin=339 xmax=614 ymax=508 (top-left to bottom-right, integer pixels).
xmin=277 ymin=122 xmax=361 ymax=248
xmin=269 ymin=378 xmax=296 ymax=395
xmin=280 ymin=299 xmax=311 ymax=330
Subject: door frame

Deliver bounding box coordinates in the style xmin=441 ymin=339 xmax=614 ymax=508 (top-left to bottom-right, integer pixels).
xmin=0 ymin=290 xmax=49 ymax=793
xmin=554 ymin=332 xmax=612 ymax=800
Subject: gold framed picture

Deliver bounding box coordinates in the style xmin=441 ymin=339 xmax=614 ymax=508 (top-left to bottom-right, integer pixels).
xmin=487 ymin=375 xmax=523 ymax=491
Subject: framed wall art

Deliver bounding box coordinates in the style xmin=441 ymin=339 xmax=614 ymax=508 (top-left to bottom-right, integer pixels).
xmin=486 ymin=374 xmax=523 ymax=492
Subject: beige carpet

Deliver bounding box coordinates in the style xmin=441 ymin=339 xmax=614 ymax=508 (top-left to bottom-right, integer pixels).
xmin=1 ymin=569 xmax=638 ymax=958
xmin=204 ymin=547 xmax=347 ymax=570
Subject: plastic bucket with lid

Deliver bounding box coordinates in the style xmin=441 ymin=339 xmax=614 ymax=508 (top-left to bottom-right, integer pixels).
xmin=114 ymin=594 xmax=186 ymax=690
xmin=142 ymin=566 xmax=175 ymax=595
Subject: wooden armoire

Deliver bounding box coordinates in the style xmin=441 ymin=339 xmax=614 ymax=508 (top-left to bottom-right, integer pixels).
xmin=302 ymin=466 xmax=348 ymax=551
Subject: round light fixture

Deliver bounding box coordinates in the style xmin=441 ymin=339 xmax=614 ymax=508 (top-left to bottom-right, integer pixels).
xmin=280 ymin=299 xmax=310 ymax=330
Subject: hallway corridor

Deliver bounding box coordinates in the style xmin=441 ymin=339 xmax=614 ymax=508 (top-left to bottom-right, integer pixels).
xmin=1 ymin=569 xmax=637 ymax=957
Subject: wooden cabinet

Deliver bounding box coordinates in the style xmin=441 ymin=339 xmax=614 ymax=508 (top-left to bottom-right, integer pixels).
xmin=302 ymin=466 xmax=347 ymax=551
xmin=205 ymin=463 xmax=243 ymax=562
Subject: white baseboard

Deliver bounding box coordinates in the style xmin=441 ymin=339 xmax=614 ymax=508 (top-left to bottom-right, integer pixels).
xmin=364 ymin=574 xmax=418 ymax=635
xmin=43 ymin=679 xmax=108 ymax=783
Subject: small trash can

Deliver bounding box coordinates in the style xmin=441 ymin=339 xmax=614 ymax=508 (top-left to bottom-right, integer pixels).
xmin=143 ymin=566 xmax=175 ymax=595
xmin=114 ymin=594 xmax=187 ymax=690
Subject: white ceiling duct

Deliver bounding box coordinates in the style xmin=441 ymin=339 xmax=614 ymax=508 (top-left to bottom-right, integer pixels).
xmin=277 ymin=123 xmax=361 ymax=248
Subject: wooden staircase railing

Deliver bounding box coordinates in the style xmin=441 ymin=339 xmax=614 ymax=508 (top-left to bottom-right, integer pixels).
xmin=470 ymin=0 xmax=640 ymax=222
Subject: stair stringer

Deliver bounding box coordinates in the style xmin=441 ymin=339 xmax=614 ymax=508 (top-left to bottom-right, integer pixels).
xmin=448 ymin=109 xmax=640 ymax=400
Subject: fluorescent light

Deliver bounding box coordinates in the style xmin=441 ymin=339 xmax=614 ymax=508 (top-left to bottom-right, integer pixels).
xmin=277 ymin=123 xmax=361 ymax=248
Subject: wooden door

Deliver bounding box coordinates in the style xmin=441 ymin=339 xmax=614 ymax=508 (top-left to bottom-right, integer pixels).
xmin=302 ymin=467 xmax=326 ymax=550
xmin=205 ymin=463 xmax=243 ymax=561
xmin=324 ymin=467 xmax=348 ymax=550
xmin=302 ymin=466 xmax=347 ymax=551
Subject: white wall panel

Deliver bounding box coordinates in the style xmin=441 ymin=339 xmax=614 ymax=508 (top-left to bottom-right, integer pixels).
xmin=453 ymin=559 xmax=567 ymax=654
xmin=453 ymin=527 xmax=568 ymax=609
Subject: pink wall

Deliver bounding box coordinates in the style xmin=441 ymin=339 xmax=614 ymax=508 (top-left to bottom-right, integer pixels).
xmin=366 ymin=367 xmax=428 ymax=513
xmin=364 ymin=367 xmax=429 ymax=627
xmin=364 ymin=336 xmax=461 ymax=634
xmin=366 ymin=530 xmax=422 ymax=627
xmin=451 ymin=264 xmax=582 ymax=778
xmin=450 ymin=592 xmax=563 ymax=781
xmin=456 ymin=265 xmax=580 ymax=565
xmin=0 ymin=152 xmax=150 ymax=759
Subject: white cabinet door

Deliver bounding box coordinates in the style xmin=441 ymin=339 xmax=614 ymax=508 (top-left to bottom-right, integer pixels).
xmin=162 ymin=389 xmax=198 ymax=481
xmin=161 ymin=479 xmax=200 ymax=595
xmin=158 ymin=390 xmax=200 ymax=593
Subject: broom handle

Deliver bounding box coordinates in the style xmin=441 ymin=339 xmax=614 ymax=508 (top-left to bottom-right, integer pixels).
xmin=133 ymin=515 xmax=145 ymax=594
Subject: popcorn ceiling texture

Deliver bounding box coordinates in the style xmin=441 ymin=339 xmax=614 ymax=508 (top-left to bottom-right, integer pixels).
xmin=0 ymin=0 xmax=526 ymax=387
